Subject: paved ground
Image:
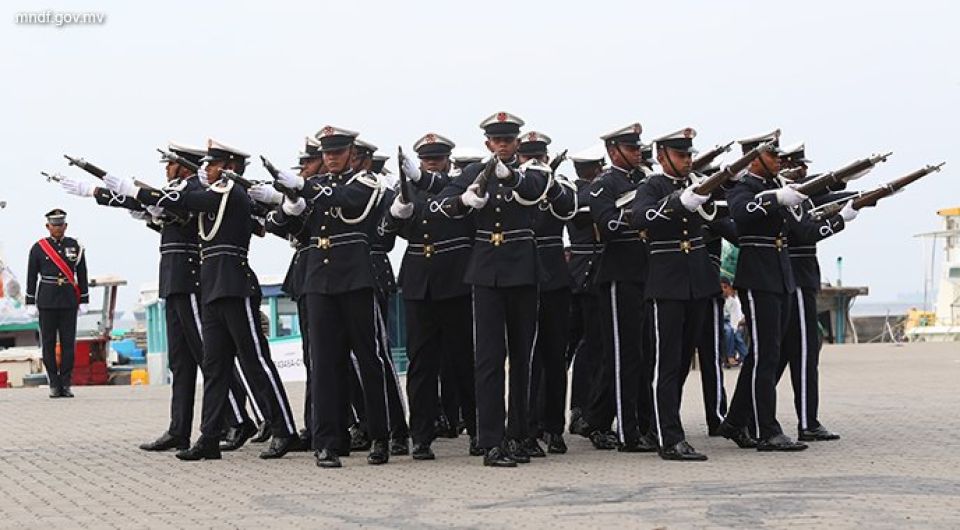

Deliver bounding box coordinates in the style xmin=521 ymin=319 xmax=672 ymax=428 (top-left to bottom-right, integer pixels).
xmin=0 ymin=342 xmax=958 ymax=529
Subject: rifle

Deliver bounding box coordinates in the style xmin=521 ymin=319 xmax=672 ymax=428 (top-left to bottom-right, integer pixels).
xmin=439 ymin=157 xmax=498 ymax=217
xmin=693 ymin=141 xmax=776 ymax=195
xmin=692 ymin=141 xmax=734 ymax=172
xmin=778 ymin=166 xmax=806 ymax=182
xmin=549 ymin=149 xmax=568 ymax=173
xmin=259 ymin=156 xmax=300 ymax=201
xmin=64 ymin=154 xmax=157 ymax=191
xmin=220 ymin=169 xmax=266 ymax=190
xmin=796 ymin=152 xmax=893 ymax=196
xmin=41 ymin=171 xmax=64 ymax=183
xmin=810 ymin=162 xmax=945 ymax=220
xmin=156 ymin=148 xmax=200 ymax=173
xmin=397 ymin=146 xmax=410 ymax=203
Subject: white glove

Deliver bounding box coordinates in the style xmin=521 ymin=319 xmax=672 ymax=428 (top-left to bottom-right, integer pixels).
xmin=775 ymin=184 xmax=808 ymax=207
xmin=281 ymin=197 xmax=307 ymax=216
xmin=461 ymin=183 xmax=488 ymax=209
xmin=275 ymin=168 xmax=304 ymax=190
xmin=196 ymin=164 xmax=209 ymax=184
xmin=248 ymin=183 xmax=283 ymax=205
xmin=103 ymin=173 xmax=138 ymax=197
xmin=60 ymin=176 xmax=94 ymax=197
xmin=839 ymin=200 xmax=859 ymax=222
xmin=129 ymin=210 xmax=149 ymax=221
xmin=78 ymin=304 xmax=89 ymax=315
xmin=25 ymin=305 xmax=38 ymax=318
xmin=145 ymin=205 xmax=165 ymax=219
xmin=401 ymin=155 xmax=422 ymax=182
xmin=679 ymin=186 xmax=710 ymax=212
xmin=389 ymin=195 xmax=414 ymax=219
xmin=495 ymin=159 xmax=512 ymax=180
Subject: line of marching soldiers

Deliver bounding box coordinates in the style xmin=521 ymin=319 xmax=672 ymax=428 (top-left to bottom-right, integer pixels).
xmin=54 ymin=111 xmax=888 ymax=467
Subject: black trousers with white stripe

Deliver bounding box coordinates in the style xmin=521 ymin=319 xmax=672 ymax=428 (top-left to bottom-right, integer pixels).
xmin=680 ymin=295 xmax=728 ymax=433
xmin=778 ymin=287 xmax=822 ymax=431
xmin=405 ymin=295 xmax=475 ymax=445
xmin=529 ymin=287 xmax=571 ymax=436
xmin=650 ymin=298 xmax=708 ymax=448
xmin=567 ymin=292 xmax=602 ymax=413
xmin=297 ymin=298 xmax=311 ymax=432
xmin=726 ymin=289 xmax=792 ymax=440
xmin=307 ymin=289 xmax=389 ymax=451
xmin=198 ymin=296 xmax=297 ymax=440
xmin=473 ymin=285 xmax=538 ymax=449
xmin=165 ymin=294 xmax=251 ymax=438
xmin=585 ymin=281 xmax=646 ymax=444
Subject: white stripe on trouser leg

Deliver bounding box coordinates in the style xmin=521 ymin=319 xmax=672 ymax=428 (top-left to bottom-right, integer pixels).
xmin=244 ymin=297 xmax=294 ymax=435
xmin=350 ymin=353 xmax=365 ymax=391
xmin=526 ymin=290 xmax=540 ymax=418
xmin=796 ymin=288 xmax=808 ymax=430
xmin=610 ymin=282 xmax=625 ymax=443
xmin=192 ymin=294 xmax=243 ymax=424
xmin=713 ymin=299 xmax=724 ymax=423
xmin=374 ymin=300 xmax=408 ymax=419
xmin=746 ymin=290 xmax=761 ymax=439
xmin=371 ymin=302 xmax=391 ymax=430
xmin=226 ymin=389 xmax=243 ymax=424
xmin=471 ymin=287 xmax=480 ymax=439
xmin=234 ymin=359 xmax=263 ymax=423
xmin=651 ymin=300 xmax=663 ymax=448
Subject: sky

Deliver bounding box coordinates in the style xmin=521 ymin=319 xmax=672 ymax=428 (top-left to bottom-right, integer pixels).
xmin=2 ymin=0 xmax=958 ymax=313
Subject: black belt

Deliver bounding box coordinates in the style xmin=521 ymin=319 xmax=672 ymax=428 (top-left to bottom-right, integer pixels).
xmin=201 ymin=244 xmax=248 ymax=260
xmin=535 ymin=235 xmax=564 ymax=248
xmin=39 ymin=275 xmax=69 ymax=286
xmin=476 ymin=229 xmax=535 ymax=247
xmin=407 ymin=237 xmax=472 ymax=257
xmin=648 ymin=237 xmax=705 ymax=255
xmin=739 ymin=235 xmax=787 ymax=251
xmin=160 ymin=242 xmax=200 ymax=256
xmin=609 ymin=229 xmax=647 ymax=244
xmin=789 ymin=245 xmax=817 ymax=258
xmin=309 ymin=232 xmax=369 ymax=250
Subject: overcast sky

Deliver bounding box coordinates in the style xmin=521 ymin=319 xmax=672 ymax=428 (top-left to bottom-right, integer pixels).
xmin=3 ymin=0 xmax=958 ymax=312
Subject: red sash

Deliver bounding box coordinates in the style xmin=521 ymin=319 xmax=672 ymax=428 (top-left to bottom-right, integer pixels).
xmin=37 ymin=238 xmax=81 ymax=302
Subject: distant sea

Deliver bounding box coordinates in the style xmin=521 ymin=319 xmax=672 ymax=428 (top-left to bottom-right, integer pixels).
xmin=850 ymin=300 xmax=927 ymax=317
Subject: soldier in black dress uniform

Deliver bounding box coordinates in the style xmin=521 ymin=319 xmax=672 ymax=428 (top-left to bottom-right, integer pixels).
xmin=516 ymin=131 xmax=577 ymax=456
xmin=105 ymin=139 xmax=299 ymax=461
xmin=25 ymin=209 xmax=89 ymax=398
xmin=434 ymin=111 xmax=550 ymax=467
xmin=61 ymin=142 xmax=256 ymax=450
xmin=271 ymin=126 xmax=392 ymax=468
xmin=384 ymin=132 xmax=479 ymax=460
xmin=631 ymin=128 xmax=719 ymax=461
xmin=583 ymin=123 xmax=657 ymax=453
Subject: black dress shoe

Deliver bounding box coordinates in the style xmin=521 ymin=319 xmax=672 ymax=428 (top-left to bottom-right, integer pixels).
xmin=435 ymin=416 xmax=458 ymax=439
xmin=259 ymin=435 xmax=295 ymax=459
xmin=589 ymin=430 xmax=618 ymax=450
xmin=350 ymin=425 xmax=372 ymax=450
xmin=49 ymin=386 xmax=62 ymax=398
xmin=505 ymin=439 xmax=530 ymax=463
xmin=294 ymin=430 xmax=312 ymax=452
xmin=568 ymin=407 xmax=583 ymax=431
xmin=60 ymin=387 xmax=74 ymax=398
xmin=176 ymin=437 xmax=222 ymax=461
xmin=220 ymin=420 xmax=257 ymax=451
xmin=569 ymin=416 xmax=590 ymax=437
xmin=523 ymin=438 xmax=546 ymax=458
xmin=367 ymin=440 xmax=390 ymax=465
xmin=718 ymin=422 xmax=758 ymax=449
xmin=660 ymin=440 xmax=708 ymax=461
xmin=707 ymin=425 xmax=722 ymax=437
xmin=250 ymin=421 xmax=272 ymax=443
xmin=799 ymin=425 xmax=840 ymax=441
xmin=483 ymin=446 xmax=517 ymax=468
xmin=140 ymin=432 xmax=189 ymax=451
xmin=469 ymin=436 xmax=484 ymax=456
xmin=315 ymin=449 xmax=342 ymax=468
xmin=757 ymin=433 xmax=808 ymax=452
xmin=457 ymin=419 xmax=467 ymax=435
xmin=619 ymin=433 xmax=658 ymax=453
xmin=411 ymin=443 xmax=435 ymax=460
xmin=543 ymin=433 xmax=567 ymax=454
xmin=390 ymin=437 xmax=410 ymax=456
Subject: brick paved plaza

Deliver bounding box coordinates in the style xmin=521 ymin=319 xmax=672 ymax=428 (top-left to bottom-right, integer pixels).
xmin=0 ymin=342 xmax=958 ymax=528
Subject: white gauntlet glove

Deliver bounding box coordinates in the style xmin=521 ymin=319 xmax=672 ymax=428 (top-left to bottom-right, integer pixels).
xmin=145 ymin=205 xmax=165 ymax=219
xmin=103 ymin=173 xmax=138 ymax=197
xmin=401 ymin=155 xmax=422 ymax=183
xmin=679 ymin=186 xmax=710 ymax=212
xmin=60 ymin=176 xmax=94 ymax=197
xmin=275 ymin=168 xmax=304 ymax=190
xmin=129 ymin=210 xmax=149 ymax=221
xmin=461 ymin=183 xmax=488 ymax=209
xmin=248 ymin=183 xmax=283 ymax=205
xmin=775 ymin=184 xmax=808 ymax=207
xmin=389 ymin=195 xmax=414 ymax=219
xmin=281 ymin=197 xmax=307 ymax=216
xmin=839 ymin=200 xmax=859 ymax=222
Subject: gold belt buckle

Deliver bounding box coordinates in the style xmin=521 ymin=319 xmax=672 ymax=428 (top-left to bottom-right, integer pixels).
xmin=57 ymin=277 xmax=64 ymax=286
xmin=639 ymin=230 xmax=648 ymax=241
xmin=491 ymin=232 xmax=504 ymax=246
xmin=423 ymin=243 xmax=434 ymax=258
xmin=680 ymin=240 xmax=692 ymax=254
xmin=317 ymin=237 xmax=331 ymax=250
xmin=775 ymin=237 xmax=783 ymax=251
